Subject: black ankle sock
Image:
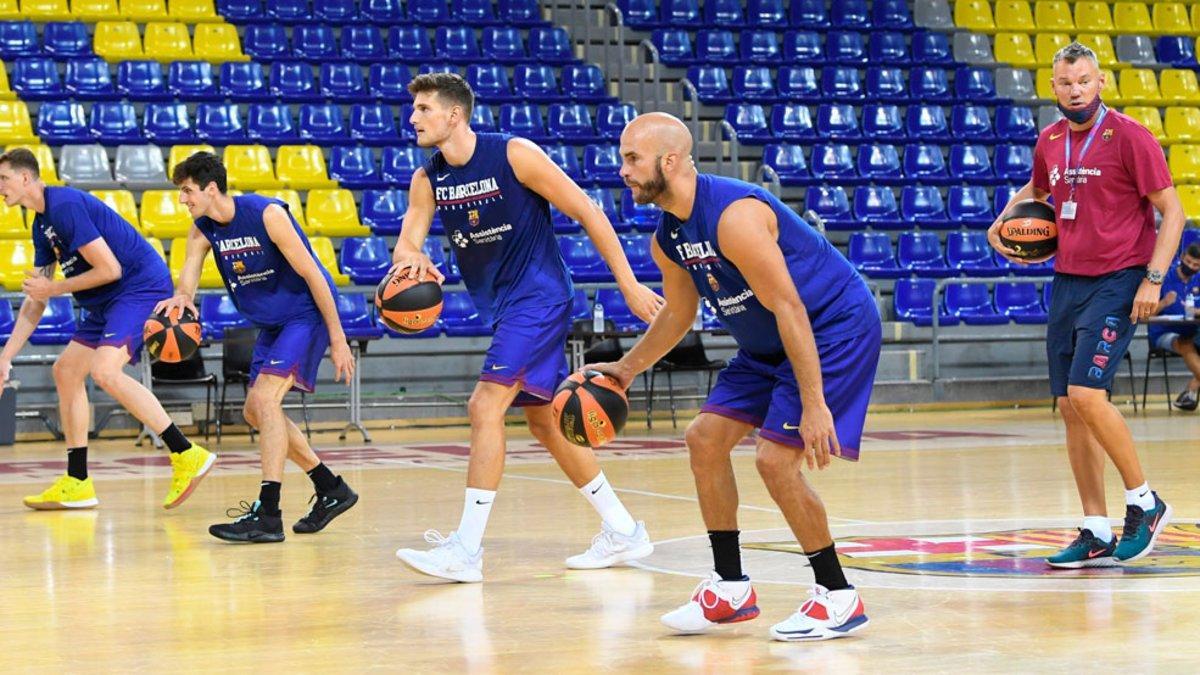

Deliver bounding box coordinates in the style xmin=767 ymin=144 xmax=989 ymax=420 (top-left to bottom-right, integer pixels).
xmin=708 ymin=530 xmax=744 ymax=581
xmin=159 ymin=423 xmax=192 ymax=454
xmin=807 ymin=544 xmax=849 ymax=591
xmin=66 ymin=446 xmax=88 ymax=480
xmin=258 ymin=481 xmax=282 ymax=516
xmin=306 ymin=463 xmax=339 ymax=494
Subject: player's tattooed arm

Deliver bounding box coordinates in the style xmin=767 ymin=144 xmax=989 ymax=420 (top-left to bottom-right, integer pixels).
xmin=36 ymin=263 xmax=54 ymax=278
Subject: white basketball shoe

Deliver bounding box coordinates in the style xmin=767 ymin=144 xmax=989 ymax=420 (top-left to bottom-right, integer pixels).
xmin=395 ymin=530 xmax=483 ymax=583
xmin=565 ymin=520 xmax=654 ymax=569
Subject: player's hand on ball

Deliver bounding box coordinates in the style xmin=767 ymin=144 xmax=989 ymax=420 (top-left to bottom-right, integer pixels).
xmin=154 ymin=293 xmax=197 ymax=319
xmin=331 ymin=339 xmax=355 ymax=384
xmin=986 ymin=216 xmax=1024 ymax=264
xmin=800 ymin=403 xmax=839 ymax=471
xmin=389 ymin=252 xmax=444 ymax=284
xmin=621 ymin=283 xmax=665 ymax=323
xmin=582 ymin=362 xmax=632 ymax=391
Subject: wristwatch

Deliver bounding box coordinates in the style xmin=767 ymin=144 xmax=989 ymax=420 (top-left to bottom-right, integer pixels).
xmin=1146 ymin=269 xmax=1165 ymax=285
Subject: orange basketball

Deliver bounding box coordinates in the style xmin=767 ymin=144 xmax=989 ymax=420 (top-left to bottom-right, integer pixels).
xmin=552 ymin=370 xmax=629 ymax=448
xmin=375 ymin=268 xmax=443 ymax=333
xmin=1000 ymin=199 xmax=1058 ymax=259
xmin=143 ymin=306 xmax=202 ymax=363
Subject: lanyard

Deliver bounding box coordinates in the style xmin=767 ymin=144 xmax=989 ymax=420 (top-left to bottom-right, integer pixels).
xmin=1063 ymin=105 xmax=1108 ymax=201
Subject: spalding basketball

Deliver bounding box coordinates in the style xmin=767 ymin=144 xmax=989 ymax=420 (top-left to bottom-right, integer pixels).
xmin=143 ymin=307 xmax=202 ymax=363
xmin=1000 ymin=199 xmax=1058 ymax=259
xmin=376 ymin=268 xmax=443 ymax=333
xmin=552 ymin=370 xmax=629 ymax=448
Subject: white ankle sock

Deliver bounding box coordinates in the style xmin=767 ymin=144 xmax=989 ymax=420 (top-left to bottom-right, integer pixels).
xmin=1125 ymin=482 xmax=1154 ymax=511
xmin=580 ymin=471 xmax=637 ymax=537
xmin=1082 ymin=515 xmax=1113 ymax=542
xmin=456 ymin=488 xmax=496 ymax=555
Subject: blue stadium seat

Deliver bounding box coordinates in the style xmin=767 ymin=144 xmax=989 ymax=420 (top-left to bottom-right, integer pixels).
xmin=196 ymin=103 xmax=247 ymax=144
xmin=778 ymin=66 xmax=820 ymax=102
xmin=996 ymin=282 xmax=1048 ymax=324
xmin=771 ymin=103 xmax=816 ymax=140
xmin=596 ymin=102 xmax=636 ymax=141
xmin=903 ymin=143 xmax=950 ymax=184
xmin=995 ymin=105 xmax=1037 ymax=143
xmin=471 ymin=103 xmax=496 ymax=130
xmin=894 ymin=279 xmax=957 ymax=327
xmin=425 ymin=240 xmax=457 ymax=282
xmin=946 ymin=284 xmax=1007 ymax=325
xmin=219 ymin=0 xmax=266 ymax=22
xmin=946 ymin=231 xmax=1002 ymax=277
xmin=220 ymin=62 xmax=267 ymax=102
xmin=831 ymin=0 xmax=870 ymax=28
xmin=436 ymin=26 xmax=479 ymax=63
xmin=293 ymin=25 xmax=339 ymax=61
xmin=949 ymin=144 xmax=999 ymax=185
xmin=951 ymin=104 xmax=994 ymax=142
xmin=724 ymin=103 xmax=772 ymax=144
xmin=381 ymin=145 xmax=423 ymax=185
xmin=993 ymin=185 xmax=1020 ymax=216
xmin=369 ymin=63 xmax=412 ymax=103
xmin=705 ymin=0 xmax=743 ymax=26
xmin=595 ymin=288 xmax=646 ymax=332
xmin=338 ymin=237 xmax=392 ymax=286
xmin=862 ymin=103 xmax=906 ymax=142
xmin=847 ymin=231 xmax=904 ymax=278
xmin=37 ymin=103 xmax=90 ymax=143
xmin=244 ymin=24 xmax=290 ymax=61
xmin=0 ymin=22 xmax=38 ymax=59
xmin=11 ymin=58 xmax=65 ymax=100
xmin=454 ymin=0 xmax=499 ymax=25
xmin=746 ymin=0 xmax=787 ymax=28
xmin=853 ymin=185 xmax=903 ymax=228
xmin=652 ymin=29 xmax=693 ymax=67
xmin=816 ymin=103 xmax=860 ymax=140
xmin=248 ymin=103 xmax=298 ymax=144
xmin=362 ymin=0 xmax=406 ymax=23
xmin=810 ymin=143 xmax=860 ymax=184
xmin=912 ymin=30 xmax=952 ymax=64
xmin=686 ymin=65 xmax=733 ymax=104
xmin=482 ymin=26 xmax=527 ymax=63
xmin=267 ymin=0 xmax=310 ymax=23
xmin=905 ymin=104 xmax=950 ymax=142
xmin=820 ymin=65 xmax=863 ymax=101
xmin=169 ymin=61 xmax=220 ymax=101
xmin=90 ymin=101 xmax=141 ymax=144
xmin=789 ymin=0 xmax=829 ymax=29
xmin=388 ymin=25 xmax=433 ymax=63
xmin=873 ymin=0 xmax=913 ymax=30
xmin=866 ymin=68 xmax=908 ymax=103
xmin=661 ymin=0 xmax=702 ymax=27
xmin=498 ymin=103 xmax=550 ymax=142
xmin=29 ymin=297 xmax=77 ymax=345
xmin=955 ymin=67 xmax=1000 ymax=103
xmin=826 ymin=31 xmax=867 ymax=64
xmin=910 ymin=67 xmax=952 ymax=103
xmin=360 ymin=188 xmax=406 ymax=235
xmin=350 ymin=103 xmax=400 ymax=144
xmin=995 ymin=144 xmax=1034 ymax=183
xmin=900 ymin=185 xmax=949 ymax=229
xmin=802 ymin=185 xmax=852 ymax=230
xmin=143 ymin=102 xmax=195 ymax=143
xmin=528 ymin=26 xmax=574 ymax=64
xmin=330 ymin=146 xmax=385 ymax=189
xmin=583 ymin=144 xmax=623 ymax=186
xmin=947 ymin=185 xmax=993 ymax=228
xmin=441 ymin=291 xmax=489 ymax=337
xmin=546 ymin=145 xmax=582 ymax=182
xmin=584 ymin=187 xmax=621 ymax=225
xmin=117 ymin=61 xmax=168 ymax=102
xmin=341 ymin=25 xmax=386 ymax=61
xmin=514 ymin=64 xmax=563 ymax=102
xmin=199 ymin=294 xmax=249 ymax=340
xmin=314 ymin=0 xmax=359 ymax=23
xmin=562 ymin=64 xmax=614 ymax=103
xmin=44 ymin=22 xmax=92 ymax=59
xmin=761 ymin=143 xmax=811 ymax=185
xmin=621 ymin=188 xmax=662 ymax=231
xmin=897 ymin=231 xmax=952 ymax=278
xmin=740 ymin=30 xmax=780 ymax=63
xmin=730 ymin=66 xmax=778 ymax=103
xmin=1157 ymin=36 xmax=1198 ymax=68
xmin=560 ymin=235 xmax=612 ymax=283
xmin=321 ymin=63 xmax=368 ymax=102
xmin=570 ymin=289 xmax=591 ymax=322
xmin=64 ymin=58 xmax=116 ymax=100
xmin=782 ymin=30 xmax=824 ymax=64
xmin=272 ymin=61 xmax=320 ymax=103
xmin=467 ymin=63 xmax=516 ymax=102
xmin=856 ymin=144 xmax=904 ymax=186
xmin=498 ymin=0 xmax=546 ymax=27
xmin=336 ymin=292 xmax=386 ymax=341
xmin=869 ymin=31 xmax=909 ymax=64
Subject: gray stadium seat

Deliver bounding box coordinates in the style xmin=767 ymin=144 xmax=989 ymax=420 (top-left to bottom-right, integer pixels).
xmin=114 ymin=144 xmax=171 ymax=190
xmin=1038 ymin=105 xmax=1064 ymax=130
xmin=1115 ymin=35 xmax=1157 ymax=67
xmin=914 ymin=0 xmax=954 ymax=30
xmin=953 ymin=33 xmax=995 ymax=66
xmin=58 ymin=144 xmax=117 ymax=190
xmin=996 ymin=68 xmax=1036 ymax=103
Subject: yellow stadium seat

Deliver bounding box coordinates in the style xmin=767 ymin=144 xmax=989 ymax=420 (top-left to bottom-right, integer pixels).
xmin=1161 ymin=69 xmax=1200 ymax=106
xmin=192 ymin=23 xmax=249 ymax=63
xmin=1154 ymin=2 xmax=1191 ymax=35
xmin=1034 ymin=1 xmax=1074 ymax=32
xmin=275 ymin=145 xmax=336 ymax=190
xmin=1113 ymin=2 xmax=1154 ymax=34
xmin=1170 ymin=144 xmax=1200 ymax=183
xmin=1165 ymin=107 xmax=1200 ymax=143
xmin=1120 ymin=68 xmax=1164 ymax=105
xmin=306 ymin=189 xmax=368 ymax=237
xmin=1178 ymin=185 xmax=1200 ymax=220
xmin=1124 ymin=106 xmax=1167 ymax=143
xmin=0 ymin=239 xmax=36 ymax=290
xmin=4 ymin=144 xmax=62 ymax=186
xmin=0 ymin=60 xmax=14 ymax=101
xmin=1075 ymin=34 xmax=1121 ymax=69
xmin=994 ymin=1 xmax=1035 ymax=30
xmin=994 ymin=33 xmax=1038 ymax=67
xmin=0 ymin=202 xmax=26 ymax=239
xmin=93 ymin=21 xmax=143 ymax=61
xmin=223 ymin=145 xmax=281 ymax=190
xmin=0 ymin=101 xmax=37 ymax=145
xmin=143 ymin=22 xmax=193 ymax=62
xmin=1101 ymin=68 xmax=1124 ymax=106
xmin=141 ymin=189 xmax=194 ymax=239
xmin=255 ymin=189 xmax=312 ymax=234
xmin=309 ymin=237 xmax=350 ymax=286
xmin=20 ymin=0 xmax=69 ymax=20
xmin=89 ymin=189 xmax=140 ymax=231
xmin=167 ymin=143 xmax=215 ymax=177
xmin=1035 ymin=33 xmax=1071 ymax=65
xmin=119 ymin=0 xmax=166 ymax=20
xmin=168 ymin=0 xmax=218 ymax=22
xmin=71 ymin=0 xmax=119 ymax=21
xmin=1192 ymin=6 xmax=1200 ymax=34
xmin=1036 ymin=67 xmax=1056 ymax=99
xmin=1074 ymin=1 xmax=1115 ymax=32
xmin=954 ymin=0 xmax=995 ymax=30
xmin=146 ymin=237 xmax=166 ymax=262
xmin=0 ymin=0 xmax=18 ymax=18
xmin=168 ymin=237 xmax=222 ymax=288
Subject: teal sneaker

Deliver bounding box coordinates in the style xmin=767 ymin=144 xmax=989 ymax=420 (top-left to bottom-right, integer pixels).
xmin=1046 ymin=528 xmax=1117 ymax=569
xmin=1115 ymin=492 xmax=1172 ymax=563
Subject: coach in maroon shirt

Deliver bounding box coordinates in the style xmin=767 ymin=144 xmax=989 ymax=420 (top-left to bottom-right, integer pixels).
xmin=989 ymin=42 xmax=1181 ymax=568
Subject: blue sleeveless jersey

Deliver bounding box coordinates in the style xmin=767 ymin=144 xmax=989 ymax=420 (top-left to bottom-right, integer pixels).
xmin=194 ymin=194 xmax=335 ymax=329
xmin=425 ymin=132 xmax=572 ymax=324
xmin=656 ymin=174 xmax=879 ymax=355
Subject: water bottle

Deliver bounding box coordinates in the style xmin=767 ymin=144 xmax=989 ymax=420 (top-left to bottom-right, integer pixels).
xmin=592 ymin=301 xmax=605 ymax=332
xmin=1187 ymin=291 xmax=1196 ymax=320
xmin=693 ymin=301 xmax=704 ymax=330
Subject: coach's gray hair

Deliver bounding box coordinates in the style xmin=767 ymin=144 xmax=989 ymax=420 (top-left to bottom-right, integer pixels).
xmin=1052 ymin=42 xmax=1099 ymax=68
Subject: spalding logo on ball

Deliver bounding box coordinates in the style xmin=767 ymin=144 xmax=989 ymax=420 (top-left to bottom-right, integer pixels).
xmin=1000 ymin=199 xmax=1058 ymax=259
xmin=552 ymin=371 xmax=629 ymax=448
xmin=375 ymin=268 xmax=444 ymax=333
xmin=143 ymin=307 xmax=202 ymax=363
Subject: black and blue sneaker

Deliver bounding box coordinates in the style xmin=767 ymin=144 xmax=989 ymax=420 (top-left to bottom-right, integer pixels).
xmin=1115 ymin=492 xmax=1173 ymax=563
xmin=293 ymin=477 xmax=359 ymax=534
xmin=1046 ymin=528 xmax=1117 ymax=569
xmin=209 ymin=500 xmax=285 ymax=543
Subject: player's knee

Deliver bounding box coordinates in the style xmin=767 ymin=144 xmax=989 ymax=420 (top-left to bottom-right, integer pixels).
xmin=88 ymin=362 xmax=124 ymax=391
xmin=467 ymin=390 xmax=506 ymax=425
xmin=684 ymin=418 xmax=720 ymax=461
xmin=524 ymin=410 xmax=557 ymax=442
xmin=1176 ymin=337 xmax=1196 ymax=354
xmin=1066 ymin=388 xmax=1105 ymax=416
xmin=243 ymin=391 xmax=274 ymax=426
xmin=754 ymin=442 xmax=795 ymax=478
xmin=51 ymin=356 xmax=84 ymax=384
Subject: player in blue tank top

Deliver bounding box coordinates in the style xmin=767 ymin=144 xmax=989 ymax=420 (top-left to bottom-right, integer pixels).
xmin=391 ymin=73 xmax=665 ymax=582
xmin=0 ymin=148 xmax=215 ymax=514
xmin=588 ymin=114 xmax=882 ymax=641
xmin=162 ymin=152 xmax=359 ymax=543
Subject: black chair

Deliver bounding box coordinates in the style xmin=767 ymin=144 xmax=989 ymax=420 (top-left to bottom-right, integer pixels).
xmin=647 ymin=331 xmax=725 ymax=429
xmin=217 ymin=327 xmax=312 ymax=443
xmin=572 ymin=318 xmax=624 ymax=363
xmin=150 ymin=348 xmax=216 ymax=440
xmin=1142 ymin=346 xmax=1177 ymax=413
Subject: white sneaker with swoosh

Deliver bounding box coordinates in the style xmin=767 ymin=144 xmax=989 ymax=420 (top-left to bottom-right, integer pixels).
xmin=769 ymin=585 xmax=868 ymax=642
xmin=565 ymin=520 xmax=653 ymax=569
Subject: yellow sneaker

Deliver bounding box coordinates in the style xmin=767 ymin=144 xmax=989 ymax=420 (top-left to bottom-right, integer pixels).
xmin=163 ymin=444 xmax=217 ymax=510
xmin=23 ymin=475 xmax=99 ymax=510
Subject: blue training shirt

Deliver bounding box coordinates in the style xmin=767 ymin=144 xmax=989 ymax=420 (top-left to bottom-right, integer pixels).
xmin=1148 ymin=262 xmax=1200 ymax=345
xmin=425 ymin=132 xmax=573 ymax=324
xmin=32 ymin=186 xmax=171 ymax=309
xmin=193 ymin=194 xmax=335 ymax=329
xmin=656 ymin=173 xmax=880 ymax=355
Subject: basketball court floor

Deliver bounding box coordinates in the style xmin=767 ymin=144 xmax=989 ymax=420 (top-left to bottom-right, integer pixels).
xmin=2 ymin=406 xmax=1197 ymax=671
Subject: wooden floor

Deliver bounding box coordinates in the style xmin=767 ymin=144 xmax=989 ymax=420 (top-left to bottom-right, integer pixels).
xmin=2 ymin=406 xmax=1199 ymax=672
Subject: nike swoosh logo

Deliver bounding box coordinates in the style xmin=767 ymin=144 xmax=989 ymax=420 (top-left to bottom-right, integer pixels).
xmin=1050 ymin=132 xmax=1064 ymax=140
xmin=782 ymin=423 xmax=800 ymax=431
xmin=437 ymin=173 xmax=451 ymax=181
xmin=590 ymin=482 xmax=605 ymax=495
xmin=326 ymin=499 xmax=339 ymax=508
xmin=103 ymin=333 xmax=117 ymax=338
xmin=269 ymin=359 xmax=284 ymax=365
xmin=828 ymin=599 xmax=857 ymax=626
xmin=1138 ymin=491 xmax=1149 ymax=498
xmin=489 ymin=364 xmax=507 ymax=371
xmin=475 ymin=499 xmax=492 ymax=505
xmin=1088 ymin=548 xmax=1109 ymax=559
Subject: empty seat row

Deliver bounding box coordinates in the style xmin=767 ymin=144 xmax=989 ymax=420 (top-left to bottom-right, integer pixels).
xmin=762 ymin=143 xmax=1033 ymax=188
xmin=621 ymin=0 xmax=913 ymax=31
xmin=653 ymin=28 xmax=932 ymax=67
xmin=1033 ymin=66 xmax=1200 ymax=108
xmin=91 ymin=21 xmax=246 ymax=64
xmin=687 ymin=65 xmax=1006 ymax=105
xmin=216 ymin=0 xmax=546 ymax=27
xmin=894 ymin=279 xmax=1051 ymax=327
xmin=982 ymin=31 xmax=1200 ymax=71
xmin=954 ymin=0 xmax=1200 ymax=37
xmin=805 ymin=184 xmax=1022 ymax=231
xmin=726 ymin=103 xmax=1037 ymax=145
xmin=849 ymin=230 xmax=1052 ymax=280
xmin=0 ymin=0 xmax=220 ymax=22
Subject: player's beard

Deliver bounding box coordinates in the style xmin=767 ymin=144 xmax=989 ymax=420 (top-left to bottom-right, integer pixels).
xmin=629 ymin=160 xmax=666 ymax=204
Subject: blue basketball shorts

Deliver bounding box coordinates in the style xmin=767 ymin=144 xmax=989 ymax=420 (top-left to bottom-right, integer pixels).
xmin=249 ymin=317 xmax=331 ymax=393
xmin=1047 ymin=267 xmax=1143 ymax=397
xmin=72 ymin=286 xmax=171 ymax=365
xmin=479 ymin=300 xmax=572 ymax=407
xmin=701 ymin=327 xmax=882 ymax=462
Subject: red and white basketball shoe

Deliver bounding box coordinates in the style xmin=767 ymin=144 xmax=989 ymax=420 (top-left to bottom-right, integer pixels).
xmin=660 ymin=571 xmax=760 ymax=634
xmin=769 ymin=585 xmax=868 ymax=642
